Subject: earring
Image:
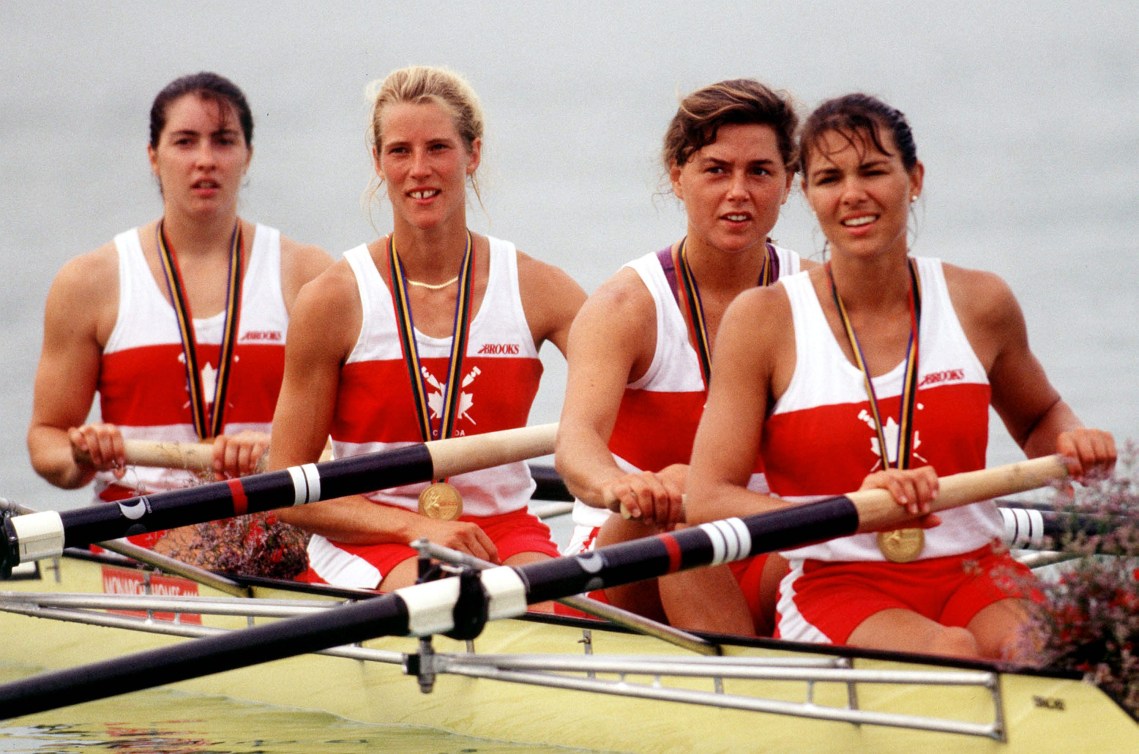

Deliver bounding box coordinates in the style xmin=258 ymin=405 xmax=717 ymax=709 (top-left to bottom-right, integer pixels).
xmin=910 ymin=195 xmax=918 ymax=203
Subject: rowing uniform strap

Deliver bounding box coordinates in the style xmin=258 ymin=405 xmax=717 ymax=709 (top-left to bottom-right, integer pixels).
xmin=656 ymin=246 xmax=678 ymax=302
xmin=655 ymin=243 xmax=781 ymax=305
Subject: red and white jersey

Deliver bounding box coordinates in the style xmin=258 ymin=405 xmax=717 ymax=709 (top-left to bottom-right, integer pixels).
xmin=95 ymin=224 xmax=288 ymax=498
xmin=765 ymin=257 xmax=997 ymax=562
xmin=565 ymin=246 xmax=800 ymax=553
xmin=326 ymin=236 xmax=542 ymax=517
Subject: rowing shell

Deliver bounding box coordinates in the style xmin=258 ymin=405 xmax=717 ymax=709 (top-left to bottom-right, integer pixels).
xmin=0 ymin=548 xmax=1134 ymax=752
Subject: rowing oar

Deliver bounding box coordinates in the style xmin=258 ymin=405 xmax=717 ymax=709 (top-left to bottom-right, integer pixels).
xmin=0 ymin=455 xmax=1067 ymax=720
xmin=75 ymin=439 xmax=334 ymax=474
xmin=77 ymin=439 xmax=575 ymax=503
xmin=1 ymin=423 xmax=557 ymax=572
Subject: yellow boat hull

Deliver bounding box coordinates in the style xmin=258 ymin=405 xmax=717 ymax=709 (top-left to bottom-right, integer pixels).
xmin=2 ymin=552 xmax=1134 ymax=753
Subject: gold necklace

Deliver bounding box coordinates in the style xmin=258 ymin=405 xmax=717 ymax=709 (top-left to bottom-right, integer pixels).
xmin=405 ymin=275 xmax=459 ymax=290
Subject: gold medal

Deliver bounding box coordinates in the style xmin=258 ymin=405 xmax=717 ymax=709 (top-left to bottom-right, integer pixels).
xmin=418 ymin=482 xmax=463 ymax=521
xmin=877 ymin=528 xmax=924 ymax=563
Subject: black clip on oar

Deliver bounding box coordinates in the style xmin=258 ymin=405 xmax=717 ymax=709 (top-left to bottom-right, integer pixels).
xmin=407 ymin=539 xmax=490 ymax=693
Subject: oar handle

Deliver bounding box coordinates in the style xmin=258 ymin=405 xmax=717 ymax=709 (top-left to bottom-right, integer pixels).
xmin=428 ymin=423 xmax=556 ymax=480
xmin=75 ymin=439 xmax=334 ymax=473
xmin=850 ymin=454 xmax=1070 ymax=532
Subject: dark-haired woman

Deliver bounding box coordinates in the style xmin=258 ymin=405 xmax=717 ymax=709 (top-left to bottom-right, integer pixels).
xmin=554 ymin=79 xmax=810 ymax=634
xmin=686 ymin=93 xmax=1115 ymax=659
xmin=28 ymin=72 xmax=331 ymax=553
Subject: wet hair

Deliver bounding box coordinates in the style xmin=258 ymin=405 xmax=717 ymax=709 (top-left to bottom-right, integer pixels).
xmin=799 ymin=93 xmax=917 ymax=175
xmin=662 ymin=79 xmax=799 ymax=171
xmin=366 ymin=65 xmax=485 ymax=201
xmin=148 ymin=72 xmax=253 ymax=148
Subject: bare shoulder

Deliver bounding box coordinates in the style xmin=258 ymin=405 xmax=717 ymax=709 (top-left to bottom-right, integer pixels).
xmin=41 ymin=240 xmax=121 ymax=344
xmin=585 ymin=265 xmax=654 ymax=318
xmin=288 ymin=257 xmax=362 ymax=355
xmin=48 ymin=241 xmax=119 ymax=313
xmin=52 ymin=241 xmax=119 ymax=294
xmin=515 ymin=248 xmax=586 ymax=298
xmin=279 ymin=234 xmax=335 ymax=299
xmin=514 ymin=247 xmax=587 ymax=346
xmin=729 ymin=279 xmax=793 ymax=329
xmin=942 ymin=262 xmax=1020 ymax=328
xmin=297 ymin=256 xmax=358 ymax=306
xmin=719 ymin=277 xmax=795 ymax=364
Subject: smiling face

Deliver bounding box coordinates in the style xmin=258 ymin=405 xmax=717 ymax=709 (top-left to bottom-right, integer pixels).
xmin=374 ymin=100 xmax=480 ymax=233
xmin=669 ymin=123 xmax=793 ymax=255
xmin=147 ymin=93 xmax=252 ymax=220
xmin=802 ymin=124 xmax=924 ymax=261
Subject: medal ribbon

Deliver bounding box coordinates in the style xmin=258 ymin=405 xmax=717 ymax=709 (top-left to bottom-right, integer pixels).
xmin=156 ymin=220 xmax=244 ymax=440
xmin=827 ymin=258 xmax=922 ymax=470
xmin=676 ymin=238 xmax=777 ymax=385
xmin=388 ymin=231 xmax=474 ymax=444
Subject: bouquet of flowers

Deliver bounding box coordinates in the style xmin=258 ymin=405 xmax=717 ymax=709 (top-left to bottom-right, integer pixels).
xmin=1016 ymin=442 xmax=1139 ymax=718
xmin=153 ymin=511 xmax=310 ymax=580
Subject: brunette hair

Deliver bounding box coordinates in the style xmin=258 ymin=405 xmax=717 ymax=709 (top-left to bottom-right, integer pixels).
xmin=799 ymin=93 xmax=917 ymax=174
xmin=662 ymin=79 xmax=799 ymax=171
xmin=148 ymin=72 xmax=253 ymax=148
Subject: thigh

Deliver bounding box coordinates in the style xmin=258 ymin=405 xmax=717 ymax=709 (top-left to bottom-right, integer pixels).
xmin=965 ymin=597 xmax=1033 ymax=661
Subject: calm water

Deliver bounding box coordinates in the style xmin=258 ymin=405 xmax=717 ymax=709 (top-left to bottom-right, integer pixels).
xmin=1 ymin=1 xmax=1137 ymax=750
xmin=0 ymin=665 xmax=575 ymax=754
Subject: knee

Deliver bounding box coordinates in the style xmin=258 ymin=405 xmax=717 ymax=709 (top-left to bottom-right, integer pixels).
xmin=928 ymin=626 xmax=981 ymax=658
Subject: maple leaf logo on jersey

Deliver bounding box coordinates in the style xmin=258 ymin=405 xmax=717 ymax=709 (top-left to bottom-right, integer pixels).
xmin=857 ymin=406 xmax=927 ymax=470
xmin=421 ymin=365 xmax=481 ymax=428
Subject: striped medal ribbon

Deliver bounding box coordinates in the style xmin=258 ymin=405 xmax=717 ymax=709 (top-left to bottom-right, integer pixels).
xmin=388 ymin=232 xmax=474 ymax=521
xmin=676 ymin=237 xmax=776 ymax=385
xmin=156 ymin=220 xmax=244 ymax=441
xmin=827 ymin=258 xmax=924 ymax=562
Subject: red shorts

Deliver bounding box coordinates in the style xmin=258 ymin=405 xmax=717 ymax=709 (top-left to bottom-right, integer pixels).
xmin=553 ymin=554 xmax=772 ymax=633
xmin=729 ymin=555 xmax=772 ymax=635
xmin=299 ymin=507 xmax=559 ymax=586
xmin=777 ymin=543 xmax=1035 ymax=644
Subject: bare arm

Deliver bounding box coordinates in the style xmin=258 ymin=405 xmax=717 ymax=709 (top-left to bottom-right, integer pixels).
xmin=27 ymin=247 xmax=122 ymax=489
xmin=950 ymin=265 xmax=1115 ymax=478
xmin=686 ymin=287 xmax=790 ymax=524
xmin=516 ymin=250 xmax=586 ymax=356
xmin=555 ymin=268 xmax=685 ymax=524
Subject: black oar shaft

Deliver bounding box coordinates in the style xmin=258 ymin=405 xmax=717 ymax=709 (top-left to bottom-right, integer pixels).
xmin=523 ymin=496 xmax=859 ymax=603
xmin=59 ymin=447 xmax=433 ymax=546
xmin=0 ymin=594 xmax=410 ymax=720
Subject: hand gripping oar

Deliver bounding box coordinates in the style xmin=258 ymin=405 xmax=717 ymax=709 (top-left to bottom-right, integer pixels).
xmin=75 ymin=438 xmax=335 ymax=473
xmin=0 ymin=455 xmax=1067 ymax=720
xmin=1 ymin=423 xmax=558 ymax=572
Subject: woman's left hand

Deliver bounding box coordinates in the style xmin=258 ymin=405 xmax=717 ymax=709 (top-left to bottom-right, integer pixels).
xmin=212 ymin=431 xmax=271 ymax=478
xmin=1056 ymin=428 xmax=1116 ymax=479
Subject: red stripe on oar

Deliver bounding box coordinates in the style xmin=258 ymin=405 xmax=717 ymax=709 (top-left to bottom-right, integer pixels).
xmin=227 ymin=479 xmax=248 ymax=516
xmin=660 ymin=532 xmax=682 ymax=573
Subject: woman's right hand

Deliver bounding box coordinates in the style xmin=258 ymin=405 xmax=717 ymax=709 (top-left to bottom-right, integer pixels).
xmin=412 ymin=517 xmax=500 ymax=564
xmin=601 ymin=465 xmax=687 ymax=529
xmin=68 ymin=423 xmax=126 ymax=479
xmin=859 ymin=466 xmax=941 ymax=528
